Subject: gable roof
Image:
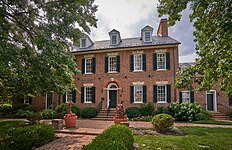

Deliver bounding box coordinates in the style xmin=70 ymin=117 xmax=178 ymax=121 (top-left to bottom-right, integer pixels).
xmin=73 ymin=36 xmax=180 ymax=52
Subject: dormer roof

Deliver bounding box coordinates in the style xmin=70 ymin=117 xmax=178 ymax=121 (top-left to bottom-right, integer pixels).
xmin=79 ymin=33 xmax=93 ymax=48
xmin=108 ymin=29 xmax=122 ymax=46
xmin=141 ymin=25 xmax=153 ymax=42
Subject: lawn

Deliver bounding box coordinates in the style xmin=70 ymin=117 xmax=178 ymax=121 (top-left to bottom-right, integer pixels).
xmin=192 ymin=120 xmax=232 ymax=125
xmin=134 ymin=126 xmax=232 ymax=150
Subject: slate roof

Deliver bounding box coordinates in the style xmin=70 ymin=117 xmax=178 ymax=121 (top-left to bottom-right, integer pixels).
xmin=179 ymin=62 xmax=195 ymax=68
xmin=72 ymin=36 xmax=180 ymax=53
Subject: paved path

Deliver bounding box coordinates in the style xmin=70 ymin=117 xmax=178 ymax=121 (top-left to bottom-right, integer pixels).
xmin=35 ymin=119 xmax=232 ymax=150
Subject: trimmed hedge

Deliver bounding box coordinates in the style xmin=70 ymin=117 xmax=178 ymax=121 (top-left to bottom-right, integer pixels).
xmin=71 ymin=105 xmax=81 ymax=117
xmin=152 ymin=113 xmax=174 ymax=132
xmin=0 ymin=124 xmax=55 ymax=150
xmin=80 ymin=107 xmax=98 ymax=118
xmin=140 ymin=102 xmax=155 ymax=116
xmin=82 ymin=125 xmax=134 ymax=150
xmin=125 ymin=107 xmax=142 ymax=118
xmin=41 ymin=109 xmax=57 ymax=119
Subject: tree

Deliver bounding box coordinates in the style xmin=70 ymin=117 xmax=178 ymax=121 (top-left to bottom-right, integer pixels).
xmin=0 ymin=0 xmax=98 ymax=104
xmin=157 ymin=0 xmax=232 ymax=96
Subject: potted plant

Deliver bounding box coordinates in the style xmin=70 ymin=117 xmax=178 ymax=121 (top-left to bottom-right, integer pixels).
xmin=64 ymin=101 xmax=77 ymax=128
xmin=114 ymin=101 xmax=128 ymax=125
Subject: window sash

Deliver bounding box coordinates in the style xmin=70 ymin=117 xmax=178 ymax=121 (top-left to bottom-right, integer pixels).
xmin=157 ymin=53 xmax=166 ymax=70
xmin=66 ymin=90 xmax=73 ymax=102
xmin=144 ymin=31 xmax=151 ymax=42
xmin=134 ymin=86 xmax=143 ymax=103
xmin=84 ymin=87 xmax=92 ymax=103
xmin=157 ymin=85 xmax=166 ymax=103
xmin=134 ymin=54 xmax=143 ymax=71
xmin=182 ymin=91 xmax=190 ymax=103
xmin=85 ymin=58 xmax=92 ymax=73
xmin=80 ymin=38 xmax=86 ymax=48
xmin=24 ymin=96 xmax=30 ymax=104
xmin=111 ymin=35 xmax=117 ymax=45
xmin=108 ymin=56 xmax=117 ymax=72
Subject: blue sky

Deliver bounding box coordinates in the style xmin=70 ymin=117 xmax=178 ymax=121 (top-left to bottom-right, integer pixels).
xmin=89 ymin=0 xmax=196 ymax=63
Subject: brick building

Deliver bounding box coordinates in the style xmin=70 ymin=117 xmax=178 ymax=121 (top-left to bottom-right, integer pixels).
xmin=16 ymin=19 xmax=232 ymax=114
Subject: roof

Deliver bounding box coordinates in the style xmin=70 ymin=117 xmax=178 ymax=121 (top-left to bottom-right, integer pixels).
xmin=179 ymin=62 xmax=195 ymax=68
xmin=73 ymin=36 xmax=181 ymax=52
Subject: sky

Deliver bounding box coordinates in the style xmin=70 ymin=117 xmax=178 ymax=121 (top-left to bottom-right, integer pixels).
xmin=89 ymin=0 xmax=196 ymax=63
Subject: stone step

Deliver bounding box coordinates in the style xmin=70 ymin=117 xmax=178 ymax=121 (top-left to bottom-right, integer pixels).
xmin=95 ymin=115 xmax=114 ymax=118
xmin=92 ymin=118 xmax=114 ymax=121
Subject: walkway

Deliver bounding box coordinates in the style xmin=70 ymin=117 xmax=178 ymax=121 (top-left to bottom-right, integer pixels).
xmin=35 ymin=119 xmax=232 ymax=150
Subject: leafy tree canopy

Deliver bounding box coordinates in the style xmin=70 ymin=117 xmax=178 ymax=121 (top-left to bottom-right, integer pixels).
xmin=0 ymin=0 xmax=98 ymax=103
xmin=157 ymin=0 xmax=232 ymax=96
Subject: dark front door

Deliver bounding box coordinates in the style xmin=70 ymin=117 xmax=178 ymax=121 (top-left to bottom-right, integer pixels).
xmin=109 ymin=90 xmax=117 ymax=108
xmin=207 ymin=93 xmax=214 ymax=111
xmin=46 ymin=92 xmax=53 ymax=109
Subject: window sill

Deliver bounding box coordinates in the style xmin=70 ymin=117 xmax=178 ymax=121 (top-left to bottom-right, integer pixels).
xmin=84 ymin=102 xmax=92 ymax=104
xmin=108 ymin=71 xmax=118 ymax=74
xmin=156 ymin=69 xmax=167 ymax=71
xmin=157 ymin=102 xmax=167 ymax=104
xmin=84 ymin=73 xmax=93 ymax=75
xmin=134 ymin=102 xmax=143 ymax=104
xmin=133 ymin=70 xmax=144 ymax=73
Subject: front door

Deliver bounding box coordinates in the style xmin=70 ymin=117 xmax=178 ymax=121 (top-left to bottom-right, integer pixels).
xmin=207 ymin=91 xmax=215 ymax=111
xmin=46 ymin=92 xmax=53 ymax=109
xmin=109 ymin=90 xmax=117 ymax=108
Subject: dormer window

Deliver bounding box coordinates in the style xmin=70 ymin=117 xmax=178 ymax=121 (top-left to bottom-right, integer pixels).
xmin=80 ymin=38 xmax=86 ymax=48
xmin=111 ymin=34 xmax=117 ymax=45
xmin=144 ymin=31 xmax=152 ymax=42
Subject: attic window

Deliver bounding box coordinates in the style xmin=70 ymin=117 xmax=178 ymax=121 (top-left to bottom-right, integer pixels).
xmin=111 ymin=34 xmax=117 ymax=45
xmin=80 ymin=38 xmax=86 ymax=48
xmin=144 ymin=31 xmax=151 ymax=42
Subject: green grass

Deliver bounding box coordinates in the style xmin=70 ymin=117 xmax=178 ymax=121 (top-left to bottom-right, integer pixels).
xmin=134 ymin=126 xmax=232 ymax=150
xmin=192 ymin=120 xmax=232 ymax=125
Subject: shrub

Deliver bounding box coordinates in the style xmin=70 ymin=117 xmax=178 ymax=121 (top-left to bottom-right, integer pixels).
xmin=55 ymin=104 xmax=68 ymax=118
xmin=152 ymin=113 xmax=174 ymax=132
xmin=71 ymin=106 xmax=81 ymax=117
xmin=0 ymin=124 xmax=55 ymax=150
xmin=41 ymin=109 xmax=57 ymax=119
xmin=0 ymin=105 xmax=14 ymax=115
xmin=125 ymin=107 xmax=142 ymax=118
xmin=131 ymin=116 xmax=153 ymax=122
xmin=156 ymin=107 xmax=170 ymax=115
xmin=82 ymin=125 xmax=134 ymax=150
xmin=168 ymin=103 xmax=211 ymax=121
xmin=80 ymin=107 xmax=98 ymax=118
xmin=15 ymin=104 xmax=33 ymax=111
xmin=26 ymin=113 xmax=43 ymax=124
xmin=227 ymin=112 xmax=232 ymax=118
xmin=140 ymin=102 xmax=155 ymax=116
xmin=15 ymin=109 xmax=34 ymax=118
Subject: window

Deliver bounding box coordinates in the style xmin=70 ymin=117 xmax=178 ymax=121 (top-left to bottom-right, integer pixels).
xmin=80 ymin=38 xmax=86 ymax=48
xmin=157 ymin=85 xmax=166 ymax=103
xmin=111 ymin=34 xmax=117 ymax=45
xmin=85 ymin=58 xmax=92 ymax=74
xmin=24 ymin=96 xmax=30 ymax=104
xmin=157 ymin=53 xmax=166 ymax=70
xmin=85 ymin=87 xmax=93 ymax=103
xmin=144 ymin=31 xmax=151 ymax=42
xmin=182 ymin=91 xmax=190 ymax=103
xmin=134 ymin=54 xmax=143 ymax=71
xmin=67 ymin=90 xmax=73 ymax=102
xmin=108 ymin=56 xmax=117 ymax=72
xmin=134 ymin=86 xmax=143 ymax=103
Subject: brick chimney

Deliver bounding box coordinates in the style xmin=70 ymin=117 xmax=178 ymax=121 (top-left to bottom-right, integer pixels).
xmin=157 ymin=19 xmax=168 ymax=37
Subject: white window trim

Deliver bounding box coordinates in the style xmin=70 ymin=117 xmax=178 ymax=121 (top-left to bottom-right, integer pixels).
xmin=80 ymin=38 xmax=86 ymax=48
xmin=45 ymin=92 xmax=53 ymax=110
xmin=133 ymin=54 xmax=143 ymax=71
xmin=157 ymin=53 xmax=166 ymax=70
xmin=134 ymin=86 xmax=143 ymax=103
xmin=157 ymin=85 xmax=167 ymax=103
xmin=108 ymin=56 xmax=117 ymax=73
xmin=24 ymin=96 xmax=30 ymax=104
xmin=111 ymin=34 xmax=118 ymax=45
xmin=85 ymin=58 xmax=93 ymax=74
xmin=144 ymin=31 xmax=152 ymax=42
xmin=84 ymin=86 xmax=93 ymax=104
xmin=181 ymin=91 xmax=190 ymax=103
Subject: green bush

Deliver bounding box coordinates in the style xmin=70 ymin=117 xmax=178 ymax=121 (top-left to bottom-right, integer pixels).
xmin=15 ymin=104 xmax=33 ymax=111
xmin=140 ymin=102 xmax=155 ymax=116
xmin=131 ymin=116 xmax=153 ymax=122
xmin=80 ymin=107 xmax=98 ymax=118
xmin=227 ymin=112 xmax=232 ymax=118
xmin=168 ymin=103 xmax=211 ymax=121
xmin=15 ymin=109 xmax=34 ymax=118
xmin=71 ymin=106 xmax=81 ymax=117
xmin=0 ymin=124 xmax=55 ymax=150
xmin=55 ymin=104 xmax=68 ymax=118
xmin=41 ymin=109 xmax=57 ymax=119
xmin=156 ymin=107 xmax=170 ymax=114
xmin=26 ymin=113 xmax=43 ymax=124
xmin=0 ymin=105 xmax=14 ymax=115
xmin=152 ymin=113 xmax=174 ymax=132
xmin=125 ymin=107 xmax=142 ymax=118
xmin=82 ymin=125 xmax=134 ymax=150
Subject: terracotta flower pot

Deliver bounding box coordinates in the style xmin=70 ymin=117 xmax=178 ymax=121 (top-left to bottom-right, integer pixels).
xmin=64 ymin=114 xmax=77 ymax=128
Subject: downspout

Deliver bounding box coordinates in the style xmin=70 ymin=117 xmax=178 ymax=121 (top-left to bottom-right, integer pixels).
xmin=173 ymin=47 xmax=177 ymax=102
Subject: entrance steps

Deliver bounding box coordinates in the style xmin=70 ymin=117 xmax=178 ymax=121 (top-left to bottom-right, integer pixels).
xmin=92 ymin=108 xmax=116 ymax=121
xmin=210 ymin=112 xmax=232 ymax=121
